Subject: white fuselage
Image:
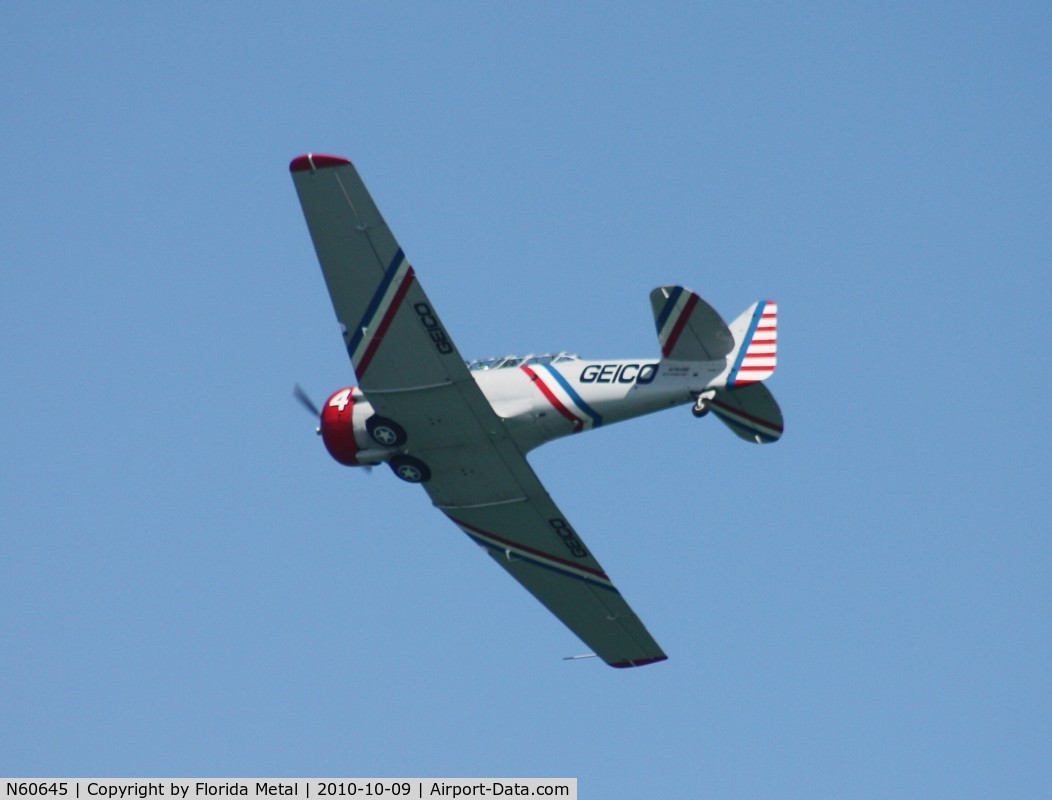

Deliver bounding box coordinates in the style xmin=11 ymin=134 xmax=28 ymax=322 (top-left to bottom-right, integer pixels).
xmin=472 ymin=356 xmax=727 ymax=453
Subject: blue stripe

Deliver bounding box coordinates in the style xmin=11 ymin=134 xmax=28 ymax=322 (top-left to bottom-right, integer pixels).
xmin=728 ymin=302 xmax=765 ymax=387
xmin=541 ymin=364 xmax=603 ymax=428
xmin=346 ymin=249 xmax=405 ymax=357
xmin=465 ymin=532 xmax=621 ymax=594
xmin=655 ymin=286 xmax=683 ymax=333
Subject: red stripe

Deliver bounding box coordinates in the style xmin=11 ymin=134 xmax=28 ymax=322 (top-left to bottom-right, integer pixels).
xmin=357 ymin=267 xmax=415 ymax=378
xmin=521 ymin=366 xmax=583 ymax=432
xmin=662 ymin=292 xmax=699 ymax=358
xmin=710 ymin=398 xmax=783 ymax=433
xmin=734 ymin=374 xmax=772 ymax=383
xmin=289 ymin=153 xmax=351 ymax=172
xmin=449 ymin=516 xmax=610 ymax=581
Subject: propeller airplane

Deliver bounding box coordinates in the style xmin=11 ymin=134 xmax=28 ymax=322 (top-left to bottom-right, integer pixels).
xmin=290 ymin=154 xmax=783 ymax=668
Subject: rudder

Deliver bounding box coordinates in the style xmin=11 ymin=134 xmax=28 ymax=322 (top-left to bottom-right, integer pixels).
xmin=726 ymin=301 xmax=777 ymax=387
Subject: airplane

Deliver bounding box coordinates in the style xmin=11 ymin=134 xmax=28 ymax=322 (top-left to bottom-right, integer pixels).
xmin=290 ymin=153 xmax=783 ymax=668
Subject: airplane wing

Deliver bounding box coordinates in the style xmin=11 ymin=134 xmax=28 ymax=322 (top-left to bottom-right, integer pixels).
xmin=291 ymin=155 xmax=666 ymax=667
xmin=290 ymin=154 xmax=473 ymax=394
xmin=426 ymin=434 xmax=667 ymax=668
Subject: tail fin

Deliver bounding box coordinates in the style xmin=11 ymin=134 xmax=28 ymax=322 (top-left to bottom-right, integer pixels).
xmin=650 ymin=286 xmax=734 ymax=361
xmin=725 ymin=301 xmax=777 ymax=387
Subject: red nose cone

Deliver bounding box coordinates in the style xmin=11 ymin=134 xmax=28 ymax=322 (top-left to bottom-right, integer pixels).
xmin=320 ymin=388 xmax=360 ymax=466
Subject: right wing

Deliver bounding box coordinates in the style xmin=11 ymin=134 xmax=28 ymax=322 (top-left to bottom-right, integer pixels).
xmin=290 ymin=154 xmax=473 ymax=394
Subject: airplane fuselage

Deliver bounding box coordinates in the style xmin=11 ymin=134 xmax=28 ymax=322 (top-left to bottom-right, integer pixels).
xmin=474 ymin=356 xmax=727 ymax=453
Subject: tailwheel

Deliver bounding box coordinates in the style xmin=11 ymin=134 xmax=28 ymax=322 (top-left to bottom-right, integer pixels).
xmin=389 ymin=454 xmax=431 ymax=483
xmin=692 ymin=390 xmax=716 ymax=418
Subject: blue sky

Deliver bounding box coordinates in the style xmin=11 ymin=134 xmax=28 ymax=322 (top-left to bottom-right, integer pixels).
xmin=2 ymin=2 xmax=1050 ymax=796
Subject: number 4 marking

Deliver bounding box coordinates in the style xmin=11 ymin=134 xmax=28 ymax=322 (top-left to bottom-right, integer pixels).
xmin=328 ymin=389 xmax=352 ymax=411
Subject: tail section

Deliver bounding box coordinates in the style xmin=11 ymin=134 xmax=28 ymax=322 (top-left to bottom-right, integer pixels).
xmin=726 ymin=301 xmax=777 ymax=387
xmin=650 ymin=286 xmax=734 ymax=361
xmin=702 ymin=300 xmax=782 ymax=443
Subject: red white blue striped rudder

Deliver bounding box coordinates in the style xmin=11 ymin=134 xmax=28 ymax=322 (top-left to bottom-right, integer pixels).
xmin=727 ymin=301 xmax=777 ymax=387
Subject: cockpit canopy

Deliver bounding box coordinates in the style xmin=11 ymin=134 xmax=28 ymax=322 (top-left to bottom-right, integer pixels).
xmin=466 ymin=352 xmax=580 ymax=371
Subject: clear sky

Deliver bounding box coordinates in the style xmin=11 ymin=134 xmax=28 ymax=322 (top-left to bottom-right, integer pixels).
xmin=2 ymin=3 xmax=1050 ymax=796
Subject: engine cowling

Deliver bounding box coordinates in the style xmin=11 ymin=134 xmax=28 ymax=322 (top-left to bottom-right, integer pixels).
xmin=320 ymin=387 xmax=374 ymax=466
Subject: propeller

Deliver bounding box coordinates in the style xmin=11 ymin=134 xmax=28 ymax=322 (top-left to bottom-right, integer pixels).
xmin=293 ymin=383 xmax=322 ymax=420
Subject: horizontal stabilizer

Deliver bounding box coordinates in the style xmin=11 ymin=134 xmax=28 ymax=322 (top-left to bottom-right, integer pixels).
xmin=709 ymin=383 xmax=783 ymax=444
xmin=650 ymin=286 xmax=734 ymax=361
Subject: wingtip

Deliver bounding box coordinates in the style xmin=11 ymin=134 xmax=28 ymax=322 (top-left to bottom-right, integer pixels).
xmin=610 ymin=654 xmax=669 ymax=668
xmin=289 ymin=153 xmax=352 ymax=173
